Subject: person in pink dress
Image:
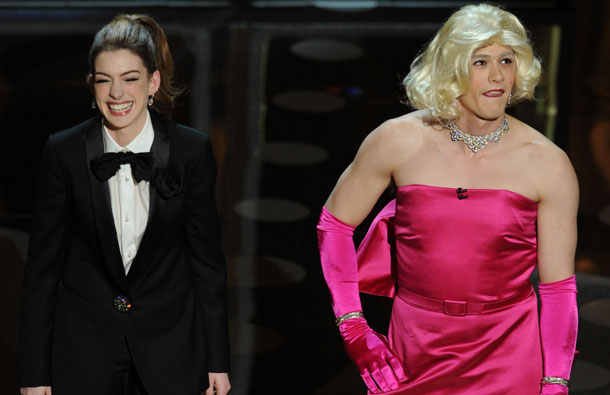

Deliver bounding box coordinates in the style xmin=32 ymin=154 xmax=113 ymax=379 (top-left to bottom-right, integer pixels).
xmin=317 ymin=4 xmax=578 ymax=395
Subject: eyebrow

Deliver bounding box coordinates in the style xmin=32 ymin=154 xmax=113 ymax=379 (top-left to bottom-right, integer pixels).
xmin=472 ymin=51 xmax=515 ymax=59
xmin=94 ymin=70 xmax=141 ymax=77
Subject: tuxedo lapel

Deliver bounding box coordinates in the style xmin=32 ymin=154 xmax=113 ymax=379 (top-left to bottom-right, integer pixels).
xmin=84 ymin=118 xmax=130 ymax=292
xmin=127 ymin=112 xmax=170 ymax=283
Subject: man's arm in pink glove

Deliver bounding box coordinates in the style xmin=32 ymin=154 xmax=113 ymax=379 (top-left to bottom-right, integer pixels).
xmin=534 ymin=133 xmax=579 ymax=394
xmin=318 ymin=206 xmax=406 ymax=393
xmin=539 ymin=275 xmax=578 ymax=395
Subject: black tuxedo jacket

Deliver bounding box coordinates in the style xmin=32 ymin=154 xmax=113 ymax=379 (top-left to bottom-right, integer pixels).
xmin=19 ymin=111 xmax=230 ymax=395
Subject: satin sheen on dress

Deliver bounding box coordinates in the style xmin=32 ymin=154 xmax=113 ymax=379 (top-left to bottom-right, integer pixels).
xmin=357 ymin=184 xmax=542 ymax=395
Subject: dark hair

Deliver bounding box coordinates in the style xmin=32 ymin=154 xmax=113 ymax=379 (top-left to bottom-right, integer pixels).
xmin=89 ymin=14 xmax=184 ymax=117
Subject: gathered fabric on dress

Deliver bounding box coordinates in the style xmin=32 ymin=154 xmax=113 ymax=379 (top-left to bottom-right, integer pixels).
xmin=357 ymin=184 xmax=542 ymax=395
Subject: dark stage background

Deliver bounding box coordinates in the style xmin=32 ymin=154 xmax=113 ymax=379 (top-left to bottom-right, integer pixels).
xmin=1 ymin=1 xmax=609 ymax=394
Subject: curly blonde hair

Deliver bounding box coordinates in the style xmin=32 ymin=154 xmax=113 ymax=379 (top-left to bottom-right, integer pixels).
xmin=403 ymin=4 xmax=541 ymax=123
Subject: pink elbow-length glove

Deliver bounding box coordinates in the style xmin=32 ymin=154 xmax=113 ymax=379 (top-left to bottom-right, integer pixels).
xmin=539 ymin=275 xmax=578 ymax=395
xmin=317 ymin=207 xmax=406 ymax=393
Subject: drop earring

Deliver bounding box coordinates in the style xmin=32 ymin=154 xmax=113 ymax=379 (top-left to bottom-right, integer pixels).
xmin=148 ymin=95 xmax=154 ymax=106
xmin=91 ymin=100 xmax=97 ymax=109
xmin=507 ymin=93 xmax=512 ymax=106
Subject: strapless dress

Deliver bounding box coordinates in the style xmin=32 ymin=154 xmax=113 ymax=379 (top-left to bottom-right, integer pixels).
xmin=357 ymin=185 xmax=542 ymax=395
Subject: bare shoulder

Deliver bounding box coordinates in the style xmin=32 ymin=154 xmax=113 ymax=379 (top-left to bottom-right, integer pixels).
xmin=378 ymin=109 xmax=430 ymax=137
xmin=324 ymin=111 xmax=429 ymax=221
xmin=361 ymin=109 xmax=429 ymax=155
xmin=509 ymin=116 xmax=578 ymax=199
xmin=511 ymin=117 xmax=573 ymax=171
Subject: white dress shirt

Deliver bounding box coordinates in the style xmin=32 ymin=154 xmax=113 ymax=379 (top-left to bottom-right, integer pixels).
xmin=102 ymin=111 xmax=154 ymax=274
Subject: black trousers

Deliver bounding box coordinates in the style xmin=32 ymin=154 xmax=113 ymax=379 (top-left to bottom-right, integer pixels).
xmin=104 ymin=338 xmax=148 ymax=395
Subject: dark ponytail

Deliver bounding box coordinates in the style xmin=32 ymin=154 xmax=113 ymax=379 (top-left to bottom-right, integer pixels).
xmin=89 ymin=14 xmax=184 ymax=118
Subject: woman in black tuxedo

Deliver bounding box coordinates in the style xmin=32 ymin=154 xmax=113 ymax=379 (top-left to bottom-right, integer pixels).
xmin=19 ymin=14 xmax=230 ymax=395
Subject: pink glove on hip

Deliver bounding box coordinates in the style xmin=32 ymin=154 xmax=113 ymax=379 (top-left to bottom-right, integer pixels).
xmin=539 ymin=275 xmax=578 ymax=395
xmin=317 ymin=207 xmax=406 ymax=393
xmin=340 ymin=317 xmax=405 ymax=392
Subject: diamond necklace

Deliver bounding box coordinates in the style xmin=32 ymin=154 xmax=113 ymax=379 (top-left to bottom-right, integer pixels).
xmin=446 ymin=117 xmax=510 ymax=153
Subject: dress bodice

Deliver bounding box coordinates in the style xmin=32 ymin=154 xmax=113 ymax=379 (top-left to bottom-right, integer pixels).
xmin=356 ymin=184 xmax=543 ymax=395
xmin=394 ymin=184 xmax=538 ymax=301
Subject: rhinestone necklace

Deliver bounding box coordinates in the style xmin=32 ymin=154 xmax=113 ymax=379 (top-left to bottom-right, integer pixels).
xmin=446 ymin=117 xmax=510 ymax=153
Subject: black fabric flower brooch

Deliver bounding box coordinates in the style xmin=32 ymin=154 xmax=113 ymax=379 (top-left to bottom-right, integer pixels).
xmin=151 ymin=163 xmax=184 ymax=199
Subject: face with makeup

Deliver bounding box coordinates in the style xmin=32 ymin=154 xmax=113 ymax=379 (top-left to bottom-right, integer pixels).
xmin=91 ymin=49 xmax=160 ymax=137
xmin=457 ymin=43 xmax=516 ymax=122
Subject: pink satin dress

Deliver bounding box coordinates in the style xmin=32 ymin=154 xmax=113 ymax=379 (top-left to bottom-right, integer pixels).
xmin=357 ymin=184 xmax=543 ymax=395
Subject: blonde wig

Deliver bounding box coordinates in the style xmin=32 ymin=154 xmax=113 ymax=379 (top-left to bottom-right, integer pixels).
xmin=403 ymin=4 xmax=541 ymax=122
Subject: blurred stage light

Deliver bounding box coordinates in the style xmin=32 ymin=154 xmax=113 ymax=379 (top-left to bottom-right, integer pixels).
xmin=313 ymin=0 xmax=378 ymax=12
xmin=346 ymin=86 xmax=363 ymax=97
xmin=235 ymin=198 xmax=310 ymax=222
xmin=290 ymin=39 xmax=364 ymax=62
xmin=272 ymin=90 xmax=346 ymax=113
xmin=256 ymin=142 xmax=328 ymax=166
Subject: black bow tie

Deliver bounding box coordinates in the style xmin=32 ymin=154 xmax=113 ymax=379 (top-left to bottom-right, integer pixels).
xmin=91 ymin=151 xmax=156 ymax=183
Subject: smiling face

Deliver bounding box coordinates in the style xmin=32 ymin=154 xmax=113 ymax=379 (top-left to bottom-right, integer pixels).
xmin=457 ymin=43 xmax=516 ymax=122
xmin=91 ymin=49 xmax=160 ymax=137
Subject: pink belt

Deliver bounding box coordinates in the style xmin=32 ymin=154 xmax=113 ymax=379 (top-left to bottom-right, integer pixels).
xmin=396 ymin=286 xmax=534 ymax=316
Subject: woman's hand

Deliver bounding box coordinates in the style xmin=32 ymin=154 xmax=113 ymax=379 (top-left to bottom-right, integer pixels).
xmin=340 ymin=318 xmax=406 ymax=393
xmin=206 ymin=372 xmax=230 ymax=395
xmin=20 ymin=387 xmax=52 ymax=395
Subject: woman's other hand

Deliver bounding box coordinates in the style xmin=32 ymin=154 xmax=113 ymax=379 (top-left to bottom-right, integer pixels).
xmin=20 ymin=387 xmax=52 ymax=395
xmin=206 ymin=372 xmax=231 ymax=395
